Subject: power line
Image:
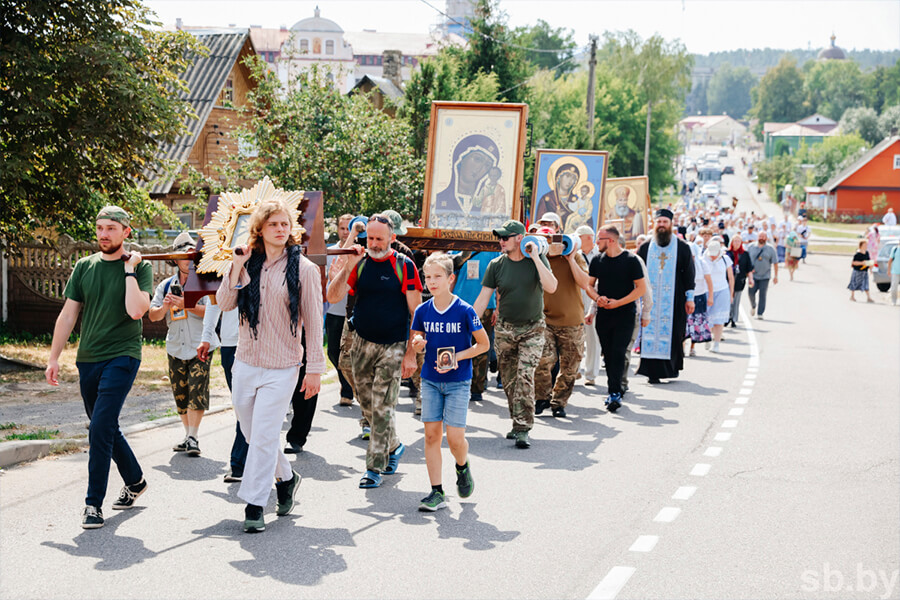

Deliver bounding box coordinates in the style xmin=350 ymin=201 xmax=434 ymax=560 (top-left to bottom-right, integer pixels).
xmin=417 ymin=0 xmax=575 ymax=54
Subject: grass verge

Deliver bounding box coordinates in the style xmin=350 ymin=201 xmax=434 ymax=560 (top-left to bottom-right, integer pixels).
xmin=5 ymin=428 xmax=60 ymax=441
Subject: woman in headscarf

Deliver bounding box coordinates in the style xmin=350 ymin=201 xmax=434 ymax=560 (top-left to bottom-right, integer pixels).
xmin=433 ymin=134 xmax=501 ymax=228
xmin=725 ymin=234 xmax=752 ymax=327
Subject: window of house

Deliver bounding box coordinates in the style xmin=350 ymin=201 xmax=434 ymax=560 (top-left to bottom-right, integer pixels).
xmin=299 ymin=39 xmax=308 ymax=53
xmin=325 ymin=40 xmax=334 ymax=55
xmin=218 ymin=77 xmax=234 ymax=106
xmin=312 ymin=38 xmax=321 ymax=54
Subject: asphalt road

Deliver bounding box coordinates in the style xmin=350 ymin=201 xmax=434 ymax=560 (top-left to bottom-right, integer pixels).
xmin=1 ymin=246 xmax=897 ymax=600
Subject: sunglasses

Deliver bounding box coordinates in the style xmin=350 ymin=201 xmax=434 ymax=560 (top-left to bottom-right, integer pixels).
xmin=497 ymin=235 xmax=512 ymax=241
xmin=368 ymin=215 xmax=391 ymax=225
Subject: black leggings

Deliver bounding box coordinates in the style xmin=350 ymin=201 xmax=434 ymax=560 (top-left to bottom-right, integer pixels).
xmin=595 ymin=313 xmax=636 ymax=395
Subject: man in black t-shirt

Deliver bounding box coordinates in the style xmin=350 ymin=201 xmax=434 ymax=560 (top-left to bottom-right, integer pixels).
xmin=586 ymin=225 xmax=647 ymax=412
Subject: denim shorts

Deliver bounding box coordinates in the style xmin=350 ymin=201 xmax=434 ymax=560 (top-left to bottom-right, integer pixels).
xmin=420 ymin=378 xmax=471 ymax=429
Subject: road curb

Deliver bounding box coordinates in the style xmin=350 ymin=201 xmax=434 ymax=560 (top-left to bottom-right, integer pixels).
xmin=0 ymin=380 xmax=340 ymax=470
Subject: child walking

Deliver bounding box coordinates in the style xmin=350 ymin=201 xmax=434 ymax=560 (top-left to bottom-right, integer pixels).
xmin=410 ymin=253 xmax=489 ymax=511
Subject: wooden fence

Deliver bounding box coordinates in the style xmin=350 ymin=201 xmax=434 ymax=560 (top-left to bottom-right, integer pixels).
xmin=5 ymin=235 xmax=178 ymax=339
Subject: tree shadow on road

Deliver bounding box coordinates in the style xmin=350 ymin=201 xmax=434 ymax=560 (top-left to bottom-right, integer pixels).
xmin=661 ymin=380 xmax=729 ymax=397
xmin=603 ymin=395 xmax=680 ymax=428
xmin=431 ymin=502 xmax=520 ymax=550
xmin=41 ymin=508 xmax=155 ymax=571
xmin=287 ymin=451 xmax=357 ymax=483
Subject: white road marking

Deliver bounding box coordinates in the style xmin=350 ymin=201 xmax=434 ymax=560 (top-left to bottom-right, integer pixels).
xmin=714 ymin=432 xmax=732 ymax=441
xmin=722 ymin=419 xmax=738 ymax=428
xmin=746 ymin=366 xmax=759 ymax=372
xmin=739 ymin=388 xmax=753 ymax=395
xmin=691 ymin=463 xmax=711 ymax=476
xmin=744 ymin=373 xmax=757 ymax=379
xmin=654 ymin=507 xmax=682 ymax=522
xmin=735 ymin=397 xmax=749 ymax=404
xmin=729 ymin=408 xmax=744 ymax=416
xmin=741 ymin=380 xmax=755 ymax=387
xmin=704 ymin=446 xmax=723 ymax=457
xmin=629 ymin=535 xmax=659 ymax=552
xmin=672 ymin=485 xmax=697 ymax=500
xmin=587 ymin=566 xmax=636 ymax=600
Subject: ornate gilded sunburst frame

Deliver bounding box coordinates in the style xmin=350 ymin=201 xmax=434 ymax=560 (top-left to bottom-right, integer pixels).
xmin=197 ymin=176 xmax=307 ymax=276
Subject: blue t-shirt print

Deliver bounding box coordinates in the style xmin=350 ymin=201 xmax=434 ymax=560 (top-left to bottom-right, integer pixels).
xmin=411 ymin=296 xmax=484 ymax=383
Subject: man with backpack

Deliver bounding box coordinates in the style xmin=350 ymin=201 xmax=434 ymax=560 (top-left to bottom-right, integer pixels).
xmin=326 ymin=215 xmax=423 ymax=489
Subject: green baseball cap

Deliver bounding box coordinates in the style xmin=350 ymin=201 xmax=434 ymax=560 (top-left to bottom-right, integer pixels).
xmin=492 ymin=220 xmax=526 ymax=237
xmin=96 ymin=205 xmax=131 ymax=228
xmin=382 ymin=209 xmax=408 ymax=235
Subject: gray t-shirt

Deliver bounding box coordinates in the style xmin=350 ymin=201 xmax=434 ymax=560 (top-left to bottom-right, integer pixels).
xmin=748 ymin=243 xmax=778 ymax=280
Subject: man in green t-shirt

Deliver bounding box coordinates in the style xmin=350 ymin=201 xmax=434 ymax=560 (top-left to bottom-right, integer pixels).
xmin=473 ymin=220 xmax=558 ymax=449
xmin=45 ymin=206 xmax=153 ymax=530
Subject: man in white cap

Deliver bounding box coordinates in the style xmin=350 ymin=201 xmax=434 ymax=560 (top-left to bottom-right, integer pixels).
xmin=149 ymin=232 xmax=218 ymax=456
xmin=576 ymin=225 xmax=601 ymax=385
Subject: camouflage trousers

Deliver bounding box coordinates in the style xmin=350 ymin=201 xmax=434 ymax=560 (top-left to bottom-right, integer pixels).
xmin=495 ymin=318 xmax=545 ymax=432
xmin=471 ymin=308 xmax=494 ymax=395
xmin=338 ymin=322 xmax=367 ymax=427
xmin=350 ymin=336 xmax=404 ymax=472
xmin=167 ymin=354 xmax=211 ymax=413
xmin=534 ymin=323 xmax=585 ymax=409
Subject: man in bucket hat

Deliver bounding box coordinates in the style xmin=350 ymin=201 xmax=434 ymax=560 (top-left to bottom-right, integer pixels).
xmin=46 ymin=205 xmax=153 ymax=529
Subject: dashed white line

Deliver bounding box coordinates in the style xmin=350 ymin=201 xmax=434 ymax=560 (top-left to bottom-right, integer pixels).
xmin=722 ymin=419 xmax=738 ymax=428
xmin=744 ymin=372 xmax=757 ymax=379
xmin=588 ymin=566 xmax=636 ymax=600
xmin=691 ymin=463 xmax=711 ymax=476
xmin=738 ymin=387 xmax=753 ymax=395
xmin=735 ymin=397 xmax=749 ymax=404
xmin=729 ymin=408 xmax=745 ymax=416
xmin=654 ymin=507 xmax=682 ymax=522
xmin=741 ymin=380 xmax=755 ymax=387
xmin=714 ymin=432 xmax=732 ymax=442
xmin=672 ymin=485 xmax=697 ymax=500
xmin=629 ymin=535 xmax=659 ymax=552
xmin=704 ymin=446 xmax=723 ymax=457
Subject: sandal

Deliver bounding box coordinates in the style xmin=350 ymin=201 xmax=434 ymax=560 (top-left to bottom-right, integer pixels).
xmin=382 ymin=443 xmax=406 ymax=475
xmin=359 ymin=470 xmax=382 ymax=488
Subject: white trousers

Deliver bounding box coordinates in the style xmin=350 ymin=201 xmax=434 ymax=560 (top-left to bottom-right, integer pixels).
xmin=581 ymin=322 xmax=602 ymax=380
xmin=891 ymin=273 xmax=900 ymax=304
xmin=231 ymin=359 xmax=300 ymax=507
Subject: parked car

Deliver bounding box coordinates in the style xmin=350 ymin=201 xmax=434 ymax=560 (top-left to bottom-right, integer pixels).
xmin=873 ymin=238 xmax=898 ymax=292
xmin=722 ymin=165 xmax=735 ymax=174
xmin=700 ymin=183 xmax=720 ymax=202
xmin=718 ymin=148 xmax=728 ymax=157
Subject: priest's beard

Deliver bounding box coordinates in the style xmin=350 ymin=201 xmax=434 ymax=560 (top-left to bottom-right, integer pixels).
xmin=654 ymin=228 xmax=672 ymax=247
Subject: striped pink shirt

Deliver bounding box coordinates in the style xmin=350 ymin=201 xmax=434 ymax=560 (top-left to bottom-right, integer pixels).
xmin=216 ymin=251 xmax=326 ymax=373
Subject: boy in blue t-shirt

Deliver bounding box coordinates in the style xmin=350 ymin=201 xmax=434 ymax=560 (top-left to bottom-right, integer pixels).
xmin=411 ymin=254 xmax=489 ymax=512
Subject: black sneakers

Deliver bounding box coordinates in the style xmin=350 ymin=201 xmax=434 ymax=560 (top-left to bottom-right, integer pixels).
xmin=82 ymin=506 xmax=104 ymax=529
xmin=111 ymin=477 xmax=148 ymax=510
xmin=185 ymin=436 xmax=200 ymax=456
xmin=456 ymin=464 xmax=474 ymax=498
xmin=275 ymin=470 xmax=301 ymax=516
xmin=535 ymin=399 xmax=551 ymax=415
xmin=244 ymin=504 xmax=265 ymax=533
xmin=224 ymin=470 xmax=243 ymax=483
xmin=552 ymin=407 xmax=567 ymax=418
xmin=172 ymin=438 xmax=188 ymax=452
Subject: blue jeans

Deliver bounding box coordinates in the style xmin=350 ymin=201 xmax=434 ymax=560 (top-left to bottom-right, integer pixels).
xmin=220 ymin=346 xmax=248 ymax=475
xmin=420 ymin=378 xmax=472 ymax=429
xmin=77 ymin=356 xmax=143 ymax=508
xmin=748 ymin=278 xmax=771 ymax=316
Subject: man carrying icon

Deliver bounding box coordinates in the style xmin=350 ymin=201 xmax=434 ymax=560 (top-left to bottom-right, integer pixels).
xmin=473 ymin=220 xmax=558 ymax=449
xmin=326 ymin=214 xmax=422 ymax=488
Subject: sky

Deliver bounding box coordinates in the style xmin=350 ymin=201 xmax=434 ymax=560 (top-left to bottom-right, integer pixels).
xmin=143 ymin=0 xmax=900 ymax=55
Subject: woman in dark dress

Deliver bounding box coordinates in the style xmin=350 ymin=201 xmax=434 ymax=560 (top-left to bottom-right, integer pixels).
xmin=848 ymin=240 xmax=873 ymax=302
xmin=726 ymin=235 xmax=753 ymax=327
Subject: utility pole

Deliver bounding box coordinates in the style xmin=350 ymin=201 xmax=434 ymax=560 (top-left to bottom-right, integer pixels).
xmin=586 ymin=35 xmax=598 ymax=146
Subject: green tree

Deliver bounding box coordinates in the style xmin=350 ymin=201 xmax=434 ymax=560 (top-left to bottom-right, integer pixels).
xmin=797 ymin=133 xmax=869 ymax=186
xmin=878 ymin=105 xmax=900 ymax=139
xmin=600 ymin=31 xmax=692 ymax=177
xmin=866 ymin=62 xmax=900 ymax=113
xmin=226 ymin=60 xmax=424 ymax=220
xmin=684 ymin=78 xmax=708 ymax=116
xmin=512 ymin=19 xmax=578 ymax=76
xmin=803 ymin=59 xmax=869 ymax=120
xmin=756 ymin=154 xmax=800 ymax=201
xmin=0 ymin=0 xmax=202 ymax=249
xmin=706 ymin=63 xmax=756 ymax=118
xmin=750 ymin=55 xmax=806 ymax=138
xmin=839 ymin=107 xmax=882 ymax=145
xmin=461 ymin=0 xmax=531 ymax=102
